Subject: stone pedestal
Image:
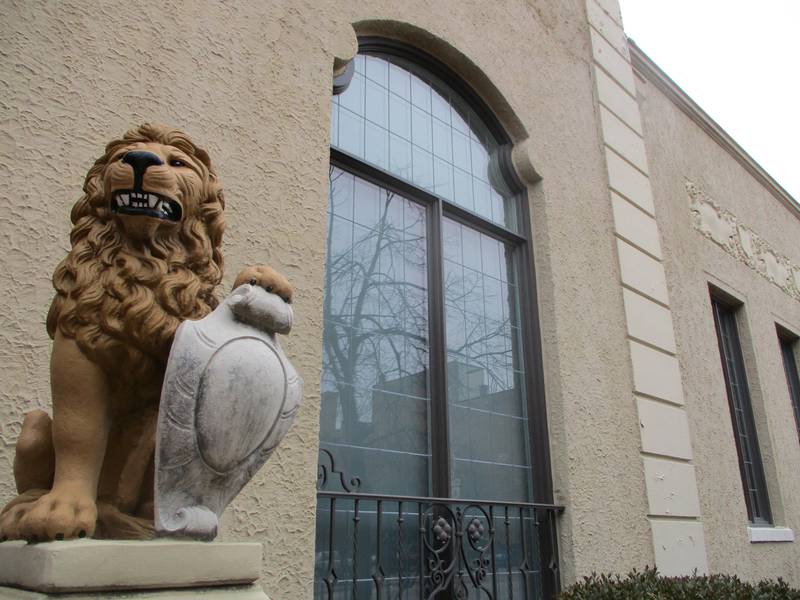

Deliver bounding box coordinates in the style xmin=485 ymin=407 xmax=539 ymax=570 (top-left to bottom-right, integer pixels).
xmin=0 ymin=539 xmax=269 ymax=599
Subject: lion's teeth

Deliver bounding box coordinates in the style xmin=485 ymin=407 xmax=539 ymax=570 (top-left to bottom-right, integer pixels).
xmin=149 ymin=194 xmax=158 ymax=208
xmin=122 ymin=193 xmax=130 ymax=205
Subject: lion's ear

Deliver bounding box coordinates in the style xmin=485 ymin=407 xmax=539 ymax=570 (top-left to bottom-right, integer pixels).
xmin=208 ymin=175 xmax=225 ymax=211
xmin=212 ymin=176 xmax=225 ymax=210
xmin=200 ymin=172 xmax=226 ymax=266
xmin=71 ymin=160 xmax=108 ymax=224
xmin=194 ymin=146 xmax=213 ymax=170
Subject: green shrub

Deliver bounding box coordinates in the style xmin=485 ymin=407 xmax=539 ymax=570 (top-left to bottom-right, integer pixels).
xmin=558 ymin=566 xmax=800 ymax=599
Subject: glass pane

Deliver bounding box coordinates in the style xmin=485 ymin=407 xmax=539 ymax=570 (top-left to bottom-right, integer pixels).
xmin=365 ymin=55 xmax=388 ymax=86
xmin=320 ymin=167 xmax=431 ymax=497
xmin=443 ymin=218 xmax=532 ymax=503
xmin=317 ymin=176 xmax=432 ymax=598
xmin=333 ymin=53 xmax=519 ymax=232
xmin=340 ymin=72 xmax=365 ymax=117
xmin=388 ymin=93 xmax=411 ymax=139
xmin=365 ymin=79 xmax=388 ymax=127
xmin=364 ymin=122 xmax=388 ymax=171
xmin=338 ymin=107 xmax=364 ymax=158
xmin=389 ymin=134 xmax=412 ymax=181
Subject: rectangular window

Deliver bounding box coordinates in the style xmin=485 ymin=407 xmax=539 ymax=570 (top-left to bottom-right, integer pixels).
xmin=778 ymin=329 xmax=800 ymax=443
xmin=711 ymin=295 xmax=772 ymax=524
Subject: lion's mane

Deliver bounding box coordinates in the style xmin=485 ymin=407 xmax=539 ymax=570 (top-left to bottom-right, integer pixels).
xmin=46 ymin=123 xmax=225 ymax=389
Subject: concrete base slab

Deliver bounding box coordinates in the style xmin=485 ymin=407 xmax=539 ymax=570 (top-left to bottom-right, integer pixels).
xmin=0 ymin=539 xmax=265 ymax=597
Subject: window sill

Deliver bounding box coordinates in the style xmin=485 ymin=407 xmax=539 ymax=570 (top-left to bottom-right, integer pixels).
xmin=748 ymin=526 xmax=795 ymax=543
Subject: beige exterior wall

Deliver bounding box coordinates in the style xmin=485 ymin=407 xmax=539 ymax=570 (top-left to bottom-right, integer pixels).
xmin=1 ymin=0 xmax=798 ymax=596
xmin=635 ymin=52 xmax=800 ymax=582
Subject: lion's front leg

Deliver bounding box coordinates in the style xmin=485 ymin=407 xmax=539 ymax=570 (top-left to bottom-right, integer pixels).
xmin=3 ymin=332 xmax=111 ymax=541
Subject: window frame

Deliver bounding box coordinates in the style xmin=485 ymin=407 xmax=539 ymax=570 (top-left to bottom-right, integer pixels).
xmin=709 ymin=290 xmax=772 ymax=525
xmin=777 ymin=325 xmax=800 ymax=444
xmin=330 ymin=37 xmax=555 ymax=508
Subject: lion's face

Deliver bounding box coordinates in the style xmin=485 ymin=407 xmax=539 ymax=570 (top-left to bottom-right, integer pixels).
xmin=103 ymin=141 xmax=210 ymax=239
xmin=48 ymin=124 xmax=226 ymax=382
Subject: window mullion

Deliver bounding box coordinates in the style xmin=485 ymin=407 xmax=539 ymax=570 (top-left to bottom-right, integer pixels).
xmin=427 ymin=193 xmax=451 ymax=499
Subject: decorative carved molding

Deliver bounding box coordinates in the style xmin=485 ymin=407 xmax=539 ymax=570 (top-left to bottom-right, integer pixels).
xmin=687 ymin=181 xmax=800 ymax=302
xmin=332 ymin=59 xmax=355 ymax=96
xmin=331 ymin=22 xmax=358 ymax=95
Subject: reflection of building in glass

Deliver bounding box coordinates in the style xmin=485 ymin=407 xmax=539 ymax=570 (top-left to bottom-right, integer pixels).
xmin=322 ymin=357 xmax=531 ymax=504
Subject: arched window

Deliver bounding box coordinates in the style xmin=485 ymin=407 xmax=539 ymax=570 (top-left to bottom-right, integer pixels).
xmin=316 ymin=40 xmax=558 ymax=599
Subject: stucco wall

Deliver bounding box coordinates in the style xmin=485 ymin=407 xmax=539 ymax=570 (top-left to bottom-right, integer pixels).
xmin=2 ymin=3 xmax=340 ymax=597
xmin=637 ymin=68 xmax=800 ymax=582
xmin=0 ymin=0 xmax=661 ymax=596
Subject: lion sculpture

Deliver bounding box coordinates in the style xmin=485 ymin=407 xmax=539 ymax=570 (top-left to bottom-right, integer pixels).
xmin=0 ymin=123 xmax=237 ymax=540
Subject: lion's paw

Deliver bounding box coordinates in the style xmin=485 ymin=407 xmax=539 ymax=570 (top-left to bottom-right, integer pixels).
xmin=0 ymin=501 xmax=27 ymax=541
xmin=2 ymin=490 xmax=97 ymax=542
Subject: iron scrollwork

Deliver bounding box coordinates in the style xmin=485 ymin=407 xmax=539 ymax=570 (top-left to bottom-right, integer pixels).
xmin=314 ymin=447 xmax=564 ymax=599
xmin=422 ymin=504 xmax=496 ymax=599
xmin=317 ymin=447 xmax=362 ymax=493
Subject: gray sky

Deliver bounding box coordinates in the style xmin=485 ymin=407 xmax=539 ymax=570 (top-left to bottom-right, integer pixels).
xmin=617 ymin=1 xmax=800 ymax=202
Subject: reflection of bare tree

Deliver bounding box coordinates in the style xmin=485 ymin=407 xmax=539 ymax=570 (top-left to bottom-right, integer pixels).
xmin=442 ymin=230 xmax=518 ymax=402
xmin=323 ymin=167 xmax=429 ymax=441
xmin=444 ymin=270 xmax=517 ymax=398
xmin=322 ymin=167 xmax=518 ymax=446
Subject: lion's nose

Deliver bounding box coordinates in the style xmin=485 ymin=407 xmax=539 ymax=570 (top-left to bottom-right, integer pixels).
xmin=122 ymin=151 xmax=164 ymax=191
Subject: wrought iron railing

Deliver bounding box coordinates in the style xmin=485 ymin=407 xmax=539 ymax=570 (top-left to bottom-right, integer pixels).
xmin=315 ymin=449 xmax=564 ymax=600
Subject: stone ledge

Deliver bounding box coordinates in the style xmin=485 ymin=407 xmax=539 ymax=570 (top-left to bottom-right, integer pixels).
xmin=748 ymin=527 xmax=795 ymax=544
xmin=0 ymin=539 xmax=262 ymax=594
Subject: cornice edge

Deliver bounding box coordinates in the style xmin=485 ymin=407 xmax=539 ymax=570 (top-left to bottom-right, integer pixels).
xmin=629 ymin=40 xmax=799 ymax=221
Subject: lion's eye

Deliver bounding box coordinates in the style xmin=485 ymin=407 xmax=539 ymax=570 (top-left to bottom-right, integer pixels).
xmin=249 ymin=277 xmax=257 ymax=285
xmin=266 ymin=285 xmax=274 ymax=293
xmin=169 ymin=159 xmax=186 ymax=167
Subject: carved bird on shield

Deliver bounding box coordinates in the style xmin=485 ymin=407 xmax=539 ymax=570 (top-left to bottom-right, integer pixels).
xmin=154 ymin=266 xmax=303 ymax=540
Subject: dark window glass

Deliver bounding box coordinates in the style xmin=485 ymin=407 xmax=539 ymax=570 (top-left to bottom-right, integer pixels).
xmin=711 ymin=296 xmax=772 ymax=525
xmin=779 ymin=334 xmax=800 ymax=443
xmin=443 ymin=217 xmax=532 ymax=502
xmin=326 ymin=53 xmax=536 ymax=505
xmin=321 ymin=167 xmax=431 ymax=496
